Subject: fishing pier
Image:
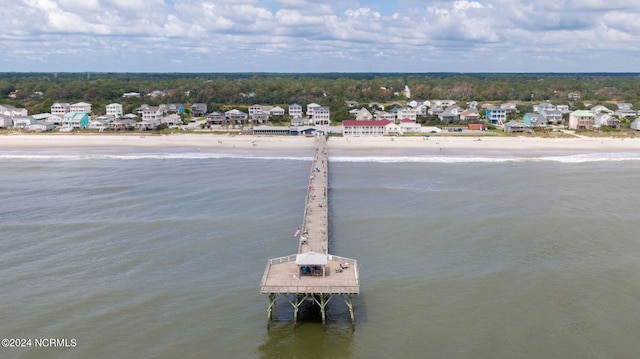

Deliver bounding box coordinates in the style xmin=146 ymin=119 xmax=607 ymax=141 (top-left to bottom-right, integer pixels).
xmin=260 ymin=134 xmax=360 ymax=328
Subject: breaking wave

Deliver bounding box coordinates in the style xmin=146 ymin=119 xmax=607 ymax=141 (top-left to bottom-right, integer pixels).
xmin=2 ymin=151 xmax=640 ymax=164
xmin=330 ymin=152 xmax=640 ymax=164
xmin=0 ymin=152 xmax=312 ymax=162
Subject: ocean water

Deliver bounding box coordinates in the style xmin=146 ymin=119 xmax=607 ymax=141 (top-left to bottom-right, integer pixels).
xmin=1 ymin=146 xmax=640 ymax=358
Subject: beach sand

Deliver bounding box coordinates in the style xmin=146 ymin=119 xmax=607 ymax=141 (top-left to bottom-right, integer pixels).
xmin=2 ymin=133 xmax=640 ymax=152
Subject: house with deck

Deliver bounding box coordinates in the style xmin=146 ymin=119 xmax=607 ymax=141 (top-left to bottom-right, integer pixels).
xmin=485 ymin=106 xmax=506 ymax=125
xmin=106 ymin=103 xmax=123 ymax=118
xmin=270 ymin=106 xmax=285 ymax=117
xmin=306 ymin=103 xmax=321 ymax=117
xmin=138 ymin=105 xmax=164 ymax=122
xmin=206 ymin=111 xmax=227 ymax=126
xmin=70 ymin=102 xmax=92 ymax=114
xmin=191 ymin=103 xmax=208 ymax=117
xmin=568 ymin=110 xmax=596 ymax=130
xmin=311 ymin=106 xmax=330 ymax=126
xmin=62 ymin=113 xmax=89 ymax=129
xmin=523 ymin=113 xmax=547 ymax=128
xmin=342 ymin=119 xmax=391 ymax=137
xmin=459 ymin=109 xmax=480 ymax=122
xmin=595 ymin=113 xmax=620 ymax=128
xmin=503 ymin=120 xmax=529 ymax=133
xmin=289 ymin=104 xmax=303 ymax=118
xmin=51 ymin=103 xmax=70 ymax=116
xmin=399 ymin=119 xmax=421 ymax=133
xmin=225 ymin=109 xmax=248 ymax=125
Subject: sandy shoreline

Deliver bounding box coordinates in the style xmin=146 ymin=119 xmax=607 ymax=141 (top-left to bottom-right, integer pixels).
xmin=2 ymin=133 xmax=640 ymax=152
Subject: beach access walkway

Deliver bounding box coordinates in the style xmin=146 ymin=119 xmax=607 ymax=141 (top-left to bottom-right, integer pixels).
xmin=260 ymin=134 xmax=359 ymax=328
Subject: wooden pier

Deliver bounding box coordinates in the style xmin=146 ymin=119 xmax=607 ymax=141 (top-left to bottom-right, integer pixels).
xmin=260 ymin=134 xmax=360 ymax=328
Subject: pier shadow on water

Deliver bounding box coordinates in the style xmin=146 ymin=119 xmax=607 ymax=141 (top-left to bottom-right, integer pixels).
xmin=257 ymin=296 xmax=361 ymax=358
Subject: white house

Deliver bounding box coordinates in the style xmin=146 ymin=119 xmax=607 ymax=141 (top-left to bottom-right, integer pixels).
xmin=615 ymin=108 xmax=637 ymax=118
xmin=289 ymin=104 xmax=303 ymax=118
xmin=138 ymin=104 xmax=164 ymax=121
xmin=342 ymin=119 xmax=391 ymax=137
xmin=306 ymin=103 xmax=321 ymax=117
xmin=51 ymin=102 xmax=70 ymax=116
xmin=13 ymin=116 xmax=36 ymax=128
xmin=270 ymin=106 xmax=285 ymax=116
xmin=249 ymin=104 xmax=272 ymax=116
xmin=88 ymin=120 xmax=109 ymax=130
xmin=396 ymin=107 xmax=417 ymax=121
xmin=312 ymin=106 xmax=330 ymax=126
xmin=630 ymin=117 xmax=640 ymax=130
xmin=374 ymin=111 xmax=394 ymax=121
xmin=0 ymin=115 xmax=13 ymax=128
xmin=399 ymin=119 xmax=421 ymax=133
xmin=431 ymin=100 xmax=456 ymax=108
xmin=590 ymin=105 xmax=614 ymax=114
xmin=106 ymin=103 xmax=123 ymax=118
xmin=70 ymin=102 xmax=92 ymax=114
xmin=161 ymin=114 xmax=182 ymax=126
xmin=26 ymin=123 xmax=56 ymax=132
xmin=0 ymin=104 xmax=28 ymax=117
xmin=595 ymin=113 xmax=620 ymax=128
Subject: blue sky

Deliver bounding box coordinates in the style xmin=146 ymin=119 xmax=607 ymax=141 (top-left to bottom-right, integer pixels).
xmin=2 ymin=0 xmax=639 ymax=73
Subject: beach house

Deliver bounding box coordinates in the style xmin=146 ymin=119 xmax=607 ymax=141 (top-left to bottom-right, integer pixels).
xmin=523 ymin=113 xmax=547 ymax=128
xmin=0 ymin=104 xmax=28 ymax=117
xmin=568 ymin=110 xmax=595 ymax=130
xmin=503 ymin=120 xmax=529 ymax=133
xmin=70 ymin=102 xmax=92 ymax=114
xmin=355 ymin=108 xmax=373 ymax=121
xmin=51 ymin=103 xmax=70 ymax=116
xmin=62 ymin=113 xmax=89 ymax=129
xmin=311 ymin=106 xmax=330 ymax=126
xmin=485 ymin=106 xmax=506 ymax=125
xmin=225 ymin=109 xmax=248 ymax=125
xmin=342 ymin=119 xmax=391 ymax=137
xmin=206 ymin=111 xmax=227 ymax=126
xmin=289 ymin=104 xmax=303 ymax=118
xmin=191 ymin=103 xmax=208 ymax=117
xmin=106 ymin=103 xmax=123 ymax=118
xmin=269 ymin=106 xmax=285 ymax=117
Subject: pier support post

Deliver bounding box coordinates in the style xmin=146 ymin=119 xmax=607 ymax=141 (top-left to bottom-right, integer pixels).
xmin=293 ymin=295 xmax=300 ymax=328
xmin=267 ymin=293 xmax=276 ymax=330
xmin=348 ymin=294 xmax=355 ymax=330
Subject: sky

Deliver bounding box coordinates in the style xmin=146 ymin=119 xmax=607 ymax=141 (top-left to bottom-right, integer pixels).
xmin=2 ymin=0 xmax=640 ymax=73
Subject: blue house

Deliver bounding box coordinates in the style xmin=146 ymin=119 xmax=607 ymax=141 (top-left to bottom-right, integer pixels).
xmin=523 ymin=113 xmax=547 ymax=127
xmin=62 ymin=112 xmax=89 ymax=128
xmin=485 ymin=106 xmax=506 ymax=125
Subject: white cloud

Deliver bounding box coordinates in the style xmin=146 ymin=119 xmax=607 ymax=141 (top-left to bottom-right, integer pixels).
xmin=1 ymin=0 xmax=640 ymax=72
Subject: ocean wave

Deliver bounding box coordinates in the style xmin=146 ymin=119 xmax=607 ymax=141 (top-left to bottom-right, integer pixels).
xmin=3 ymin=152 xmax=640 ymax=163
xmin=0 ymin=153 xmax=312 ymax=162
xmin=330 ymin=153 xmax=640 ymax=164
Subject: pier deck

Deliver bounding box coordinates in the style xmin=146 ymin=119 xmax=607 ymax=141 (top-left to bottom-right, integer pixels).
xmin=260 ymin=134 xmax=359 ymax=327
